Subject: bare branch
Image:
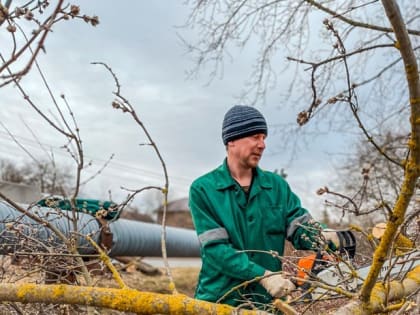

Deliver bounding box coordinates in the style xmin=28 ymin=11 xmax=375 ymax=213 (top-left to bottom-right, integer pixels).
xmin=305 ymin=0 xmax=420 ymax=36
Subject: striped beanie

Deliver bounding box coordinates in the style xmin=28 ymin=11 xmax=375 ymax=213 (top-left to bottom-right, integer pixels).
xmin=222 ymin=105 xmax=267 ymax=145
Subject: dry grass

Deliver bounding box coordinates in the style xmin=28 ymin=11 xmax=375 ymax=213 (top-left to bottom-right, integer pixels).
xmin=97 ymin=266 xmax=200 ymax=297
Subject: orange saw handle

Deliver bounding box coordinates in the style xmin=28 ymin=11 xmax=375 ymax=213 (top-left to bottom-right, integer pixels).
xmin=296 ymin=251 xmax=334 ymax=286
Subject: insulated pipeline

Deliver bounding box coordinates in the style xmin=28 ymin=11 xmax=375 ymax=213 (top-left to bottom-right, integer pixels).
xmin=0 ymin=201 xmax=200 ymax=257
xmin=108 ymin=219 xmax=200 ymax=257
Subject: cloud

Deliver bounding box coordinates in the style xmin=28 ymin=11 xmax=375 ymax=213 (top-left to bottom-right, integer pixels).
xmin=0 ymin=1 xmax=344 ymax=213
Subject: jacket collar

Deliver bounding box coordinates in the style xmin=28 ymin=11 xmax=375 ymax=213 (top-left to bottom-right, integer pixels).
xmin=215 ymin=158 xmax=272 ymax=191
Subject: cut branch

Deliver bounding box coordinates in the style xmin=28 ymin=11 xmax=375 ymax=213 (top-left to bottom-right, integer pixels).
xmin=334 ymin=265 xmax=420 ymax=314
xmin=0 ymin=283 xmax=270 ymax=315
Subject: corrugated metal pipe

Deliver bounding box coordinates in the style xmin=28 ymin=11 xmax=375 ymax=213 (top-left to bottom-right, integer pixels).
xmin=0 ymin=201 xmax=200 ymax=257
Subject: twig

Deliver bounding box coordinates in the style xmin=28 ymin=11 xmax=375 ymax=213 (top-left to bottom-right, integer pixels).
xmin=0 ymin=193 xmax=93 ymax=286
xmin=79 ymin=154 xmax=115 ymax=186
xmin=93 ymin=62 xmax=176 ymax=293
xmin=83 ymin=234 xmax=127 ymax=289
xmin=272 ymin=298 xmax=298 ymax=315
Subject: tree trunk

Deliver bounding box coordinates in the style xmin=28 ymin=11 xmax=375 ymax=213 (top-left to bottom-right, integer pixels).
xmin=334 ymin=265 xmax=420 ymax=314
xmin=0 ymin=283 xmax=271 ymax=315
xmin=359 ymin=0 xmax=420 ymax=306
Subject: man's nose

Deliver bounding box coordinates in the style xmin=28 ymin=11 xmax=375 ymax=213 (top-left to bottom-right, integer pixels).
xmin=258 ymin=139 xmax=266 ymax=149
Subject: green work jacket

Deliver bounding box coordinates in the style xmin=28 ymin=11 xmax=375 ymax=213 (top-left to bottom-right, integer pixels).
xmin=189 ymin=159 xmax=317 ymax=308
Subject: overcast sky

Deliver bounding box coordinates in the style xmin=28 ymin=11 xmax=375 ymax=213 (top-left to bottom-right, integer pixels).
xmin=0 ymin=1 xmax=353 ymax=216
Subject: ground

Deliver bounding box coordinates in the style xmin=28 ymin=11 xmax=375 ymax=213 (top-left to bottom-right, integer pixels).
xmin=1 ymin=257 xmax=417 ymax=314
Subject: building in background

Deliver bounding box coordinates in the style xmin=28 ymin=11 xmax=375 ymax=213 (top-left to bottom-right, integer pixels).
xmin=155 ymin=197 xmax=194 ymax=229
xmin=0 ymin=180 xmax=42 ymax=204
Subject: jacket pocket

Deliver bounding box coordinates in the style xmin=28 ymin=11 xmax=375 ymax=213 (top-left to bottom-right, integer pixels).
xmin=264 ymin=206 xmax=286 ymax=235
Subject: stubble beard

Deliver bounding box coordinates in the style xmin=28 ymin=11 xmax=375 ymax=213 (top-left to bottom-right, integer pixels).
xmin=246 ymin=154 xmax=261 ymax=169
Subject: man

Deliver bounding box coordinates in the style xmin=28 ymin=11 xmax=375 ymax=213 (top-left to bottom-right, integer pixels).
xmin=189 ymin=105 xmax=337 ymax=309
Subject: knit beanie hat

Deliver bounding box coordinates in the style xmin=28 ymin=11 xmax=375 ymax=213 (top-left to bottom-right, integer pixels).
xmin=222 ymin=105 xmax=268 ymax=145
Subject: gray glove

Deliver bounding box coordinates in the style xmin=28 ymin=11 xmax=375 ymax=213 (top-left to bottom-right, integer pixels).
xmin=322 ymin=229 xmax=340 ymax=248
xmin=259 ymin=271 xmax=295 ymax=298
xmin=321 ymin=229 xmax=356 ymax=257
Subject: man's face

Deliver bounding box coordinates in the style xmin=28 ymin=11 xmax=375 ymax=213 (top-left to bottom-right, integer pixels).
xmin=228 ymin=133 xmax=266 ymax=168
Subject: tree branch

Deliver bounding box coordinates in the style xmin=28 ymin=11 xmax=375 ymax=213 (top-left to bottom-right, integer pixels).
xmin=0 ymin=283 xmax=271 ymax=315
xmin=334 ymin=265 xmax=420 ymax=314
xmin=357 ymin=0 xmax=420 ymax=305
xmin=305 ymin=0 xmax=420 ymax=36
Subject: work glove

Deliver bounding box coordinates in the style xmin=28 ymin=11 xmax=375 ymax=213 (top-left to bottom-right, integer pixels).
xmin=259 ymin=271 xmax=296 ymax=298
xmin=321 ymin=229 xmax=356 ymax=258
xmin=321 ymin=229 xmax=340 ymax=251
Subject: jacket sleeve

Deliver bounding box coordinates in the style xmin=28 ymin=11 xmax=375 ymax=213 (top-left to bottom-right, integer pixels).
xmin=282 ymin=180 xmax=322 ymax=250
xmin=189 ymin=183 xmax=266 ymax=281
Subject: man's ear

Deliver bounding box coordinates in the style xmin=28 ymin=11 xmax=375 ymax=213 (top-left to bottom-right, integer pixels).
xmin=227 ymin=141 xmax=235 ymax=149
